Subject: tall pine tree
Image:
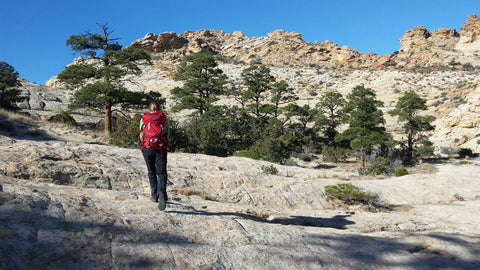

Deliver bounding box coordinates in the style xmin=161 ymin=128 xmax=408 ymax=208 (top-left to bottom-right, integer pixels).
xmin=336 ymin=85 xmax=387 ymax=167
xmin=58 ymin=23 xmax=162 ymax=134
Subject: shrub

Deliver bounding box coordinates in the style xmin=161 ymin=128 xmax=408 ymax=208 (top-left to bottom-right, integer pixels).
xmin=322 ymin=145 xmax=347 ymax=163
xmin=112 ymin=113 xmax=141 ymax=148
xmin=394 ymin=167 xmax=408 ymax=177
xmin=48 ymin=112 xmax=77 ymax=126
xmin=235 ymin=150 xmax=263 ymax=160
xmin=250 ymin=134 xmax=295 ymax=164
xmin=359 ymin=156 xmax=394 ymax=176
xmin=458 ymin=148 xmax=473 ymax=158
xmin=261 ymin=165 xmax=279 ymax=175
xmin=324 ymin=183 xmax=373 ymax=204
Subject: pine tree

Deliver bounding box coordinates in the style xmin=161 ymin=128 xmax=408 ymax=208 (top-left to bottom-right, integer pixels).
xmin=0 ymin=61 xmax=24 ymax=110
xmin=315 ymin=90 xmax=345 ymax=143
xmin=57 ymin=23 xmax=161 ymax=134
xmin=389 ymin=90 xmax=435 ymax=165
xmin=336 ymin=85 xmax=387 ymax=167
xmin=172 ymin=52 xmax=227 ymax=115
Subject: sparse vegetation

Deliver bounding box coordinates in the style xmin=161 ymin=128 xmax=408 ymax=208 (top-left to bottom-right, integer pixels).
xmin=359 ymin=156 xmax=395 ymax=176
xmin=321 ymin=145 xmax=347 ymax=163
xmin=324 ymin=183 xmax=373 ymax=205
xmin=394 ymin=167 xmax=408 ymax=177
xmin=48 ymin=112 xmax=77 ymax=126
xmin=457 ymin=148 xmax=473 ymax=158
xmin=261 ymin=164 xmax=279 ymax=175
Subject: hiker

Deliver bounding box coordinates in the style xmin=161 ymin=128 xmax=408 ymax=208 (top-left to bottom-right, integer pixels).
xmin=139 ymin=101 xmax=169 ymax=210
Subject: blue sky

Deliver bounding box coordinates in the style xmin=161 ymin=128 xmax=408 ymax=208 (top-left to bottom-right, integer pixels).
xmin=0 ymin=0 xmax=478 ymax=85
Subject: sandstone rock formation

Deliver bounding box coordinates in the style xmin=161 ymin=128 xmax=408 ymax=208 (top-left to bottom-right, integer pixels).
xmin=456 ymin=14 xmax=480 ymax=51
xmin=1 ymin=111 xmax=479 ymax=269
xmin=37 ymin=15 xmax=480 ymax=156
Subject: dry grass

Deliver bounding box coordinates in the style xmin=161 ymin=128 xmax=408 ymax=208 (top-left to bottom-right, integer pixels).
xmin=175 ymin=187 xmax=210 ymax=200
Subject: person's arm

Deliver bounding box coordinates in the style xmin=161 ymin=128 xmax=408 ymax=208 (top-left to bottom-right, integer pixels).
xmin=139 ymin=118 xmax=144 ymax=141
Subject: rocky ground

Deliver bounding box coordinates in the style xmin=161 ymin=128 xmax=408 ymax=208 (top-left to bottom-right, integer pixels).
xmin=1 ymin=111 xmax=479 ymax=269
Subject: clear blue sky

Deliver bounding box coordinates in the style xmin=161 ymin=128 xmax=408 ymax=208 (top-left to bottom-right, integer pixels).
xmin=1 ymin=0 xmax=478 ymax=85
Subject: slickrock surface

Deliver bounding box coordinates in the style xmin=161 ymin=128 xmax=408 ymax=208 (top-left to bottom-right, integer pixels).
xmin=1 ymin=113 xmax=479 ymax=269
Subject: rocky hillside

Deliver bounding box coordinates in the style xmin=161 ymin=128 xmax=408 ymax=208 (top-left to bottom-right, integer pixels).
xmin=1 ymin=110 xmax=479 ymax=269
xmin=39 ymin=15 xmax=480 ymax=154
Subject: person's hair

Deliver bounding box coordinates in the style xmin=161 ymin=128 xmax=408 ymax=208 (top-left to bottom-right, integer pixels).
xmin=148 ymin=101 xmax=160 ymax=112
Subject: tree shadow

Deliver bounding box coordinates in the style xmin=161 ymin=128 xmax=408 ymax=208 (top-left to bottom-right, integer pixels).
xmin=304 ymin=232 xmax=480 ymax=269
xmin=0 ymin=111 xmax=56 ymax=141
xmin=0 ymin=192 xmax=196 ymax=269
xmin=2 ymin=190 xmax=479 ymax=269
xmin=167 ymin=205 xmax=354 ymax=229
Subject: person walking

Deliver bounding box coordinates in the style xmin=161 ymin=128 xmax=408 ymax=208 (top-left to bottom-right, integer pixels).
xmin=139 ymin=101 xmax=169 ymax=210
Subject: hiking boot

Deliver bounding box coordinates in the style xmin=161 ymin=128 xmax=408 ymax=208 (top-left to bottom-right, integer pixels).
xmin=158 ymin=194 xmax=166 ymax=211
xmin=150 ymin=196 xmax=158 ymax=203
xmin=163 ymin=192 xmax=168 ymax=202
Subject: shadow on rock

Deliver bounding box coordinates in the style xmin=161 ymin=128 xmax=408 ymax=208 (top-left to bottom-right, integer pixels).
xmin=168 ymin=206 xmax=354 ymax=229
xmin=0 ymin=112 xmax=55 ymax=141
xmin=0 ymin=192 xmax=196 ymax=269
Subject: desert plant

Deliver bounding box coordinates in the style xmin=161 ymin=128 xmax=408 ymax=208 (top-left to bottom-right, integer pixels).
xmin=261 ymin=164 xmax=279 ymax=175
xmin=235 ymin=150 xmax=263 ymax=160
xmin=48 ymin=112 xmax=77 ymax=126
xmin=394 ymin=167 xmax=408 ymax=177
xmin=457 ymin=148 xmax=473 ymax=158
xmin=321 ymin=145 xmax=347 ymax=163
xmin=111 ymin=113 xmax=141 ymax=148
xmin=359 ymin=156 xmax=394 ymax=176
xmin=324 ymin=183 xmax=373 ymax=204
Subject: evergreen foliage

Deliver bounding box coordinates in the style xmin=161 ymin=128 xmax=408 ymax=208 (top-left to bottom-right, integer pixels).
xmin=111 ymin=113 xmax=142 ymax=148
xmin=240 ymin=64 xmax=276 ymax=118
xmin=58 ymin=23 xmax=162 ymax=135
xmin=324 ymin=183 xmax=373 ymax=204
xmin=359 ymin=156 xmax=394 ymax=176
xmin=48 ymin=112 xmax=77 ymax=126
xmin=315 ymin=91 xmax=345 ymax=143
xmin=172 ymin=52 xmax=227 ymax=115
xmin=0 ymin=61 xmax=24 ymax=110
xmin=389 ymin=90 xmax=435 ymax=165
xmin=336 ymin=85 xmax=387 ymax=167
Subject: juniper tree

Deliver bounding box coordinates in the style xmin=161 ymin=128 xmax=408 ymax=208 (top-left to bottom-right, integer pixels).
xmin=57 ymin=23 xmax=161 ymax=134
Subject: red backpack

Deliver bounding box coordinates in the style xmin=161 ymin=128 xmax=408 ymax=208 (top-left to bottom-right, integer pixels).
xmin=140 ymin=111 xmax=167 ymax=151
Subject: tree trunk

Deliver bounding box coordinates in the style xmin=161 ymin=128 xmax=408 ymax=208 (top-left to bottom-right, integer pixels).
xmin=360 ymin=143 xmax=365 ymax=168
xmin=407 ymin=124 xmax=413 ymax=165
xmin=104 ymin=101 xmax=112 ymax=135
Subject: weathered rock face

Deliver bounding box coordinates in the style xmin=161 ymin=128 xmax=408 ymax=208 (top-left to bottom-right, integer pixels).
xmin=130 ymin=32 xmax=189 ymax=54
xmin=455 ymin=14 xmax=480 ymax=51
xmin=393 ymin=14 xmax=480 ymax=69
xmin=1 ymin=111 xmax=479 ymax=269
xmin=268 ymin=29 xmax=303 ymax=42
xmin=128 ymin=28 xmax=380 ymax=69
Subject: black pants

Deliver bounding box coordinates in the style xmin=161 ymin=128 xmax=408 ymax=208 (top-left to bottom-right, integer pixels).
xmin=142 ymin=148 xmax=167 ymax=199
